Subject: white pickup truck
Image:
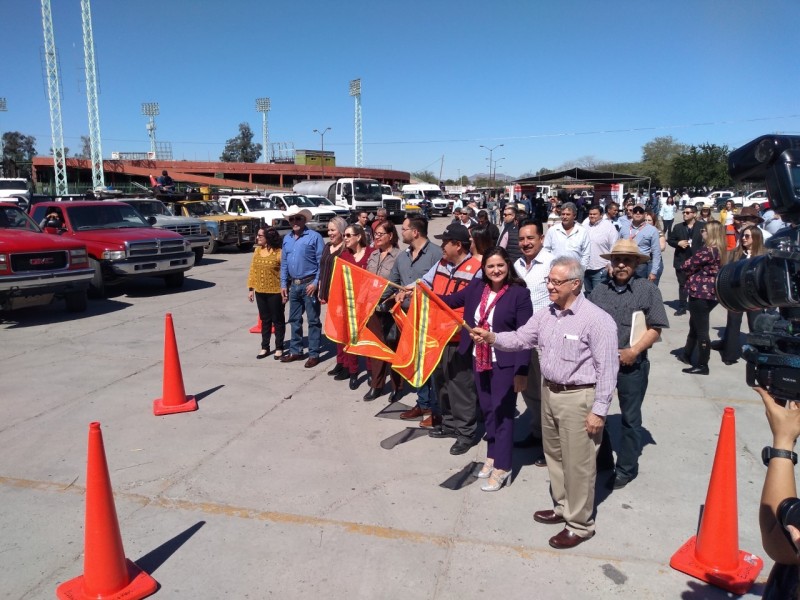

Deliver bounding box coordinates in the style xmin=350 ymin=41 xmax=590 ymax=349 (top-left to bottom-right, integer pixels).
xmin=267 ymin=193 xmax=336 ymax=234
xmin=729 ymin=190 xmax=769 ymax=209
xmin=217 ymin=195 xmax=291 ymax=233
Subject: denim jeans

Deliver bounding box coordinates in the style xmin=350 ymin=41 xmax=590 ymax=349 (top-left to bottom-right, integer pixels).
xmin=583 ymin=268 xmax=607 ymax=295
xmin=415 ymin=379 xmax=439 ymax=413
xmin=288 ymin=282 xmax=321 ymax=357
xmin=615 ymin=357 xmax=650 ymax=479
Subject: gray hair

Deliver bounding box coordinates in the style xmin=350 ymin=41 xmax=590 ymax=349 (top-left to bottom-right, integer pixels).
xmin=560 ymin=202 xmax=578 ymax=214
xmin=329 ymin=216 xmax=348 ymax=236
xmin=551 ymin=256 xmax=584 ymax=283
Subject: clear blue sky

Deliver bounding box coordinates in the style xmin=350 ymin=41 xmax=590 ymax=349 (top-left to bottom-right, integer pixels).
xmin=2 ymin=0 xmax=799 ymax=180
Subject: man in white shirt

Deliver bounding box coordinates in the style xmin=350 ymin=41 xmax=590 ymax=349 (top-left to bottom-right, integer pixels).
xmin=543 ymin=202 xmax=590 ymax=269
xmin=512 ymin=219 xmax=555 ymax=462
xmin=582 ymin=205 xmax=619 ymax=294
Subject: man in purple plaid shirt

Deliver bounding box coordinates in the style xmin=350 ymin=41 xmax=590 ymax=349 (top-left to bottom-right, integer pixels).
xmin=472 ymin=256 xmax=618 ymax=550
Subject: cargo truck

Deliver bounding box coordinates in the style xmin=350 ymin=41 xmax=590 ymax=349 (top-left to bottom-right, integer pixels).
xmin=292 ymin=178 xmax=383 ymax=217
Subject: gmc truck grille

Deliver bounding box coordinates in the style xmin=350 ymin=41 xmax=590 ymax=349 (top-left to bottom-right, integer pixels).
xmin=164 ymin=224 xmax=203 ymax=236
xmin=10 ymin=251 xmax=68 ymax=272
xmin=383 ymin=199 xmax=401 ymax=211
xmin=314 ymin=214 xmax=333 ymax=224
xmin=128 ymin=239 xmax=187 ymax=257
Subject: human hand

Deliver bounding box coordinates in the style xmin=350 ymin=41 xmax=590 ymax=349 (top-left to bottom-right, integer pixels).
xmin=513 ymin=375 xmax=527 ymax=394
xmin=305 ymin=282 xmax=317 ymax=297
xmin=281 ymin=288 xmax=288 ymax=302
xmin=585 ymin=413 xmax=605 ymax=436
xmin=248 ymin=290 xmax=254 ymax=303
xmin=471 ymin=327 xmax=493 ymax=345
xmin=756 ymin=387 xmax=800 ymax=449
xmin=678 ymin=240 xmax=689 ymax=249
xmin=648 ymin=273 xmax=657 ymax=282
xmin=619 ymin=348 xmax=638 ymax=366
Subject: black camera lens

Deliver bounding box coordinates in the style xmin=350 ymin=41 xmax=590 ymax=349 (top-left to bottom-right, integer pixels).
xmin=716 ymin=256 xmax=773 ymax=312
xmin=778 ymin=497 xmax=800 ymax=531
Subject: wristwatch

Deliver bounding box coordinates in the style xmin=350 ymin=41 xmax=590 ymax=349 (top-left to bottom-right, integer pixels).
xmin=762 ymin=446 xmax=798 ymax=466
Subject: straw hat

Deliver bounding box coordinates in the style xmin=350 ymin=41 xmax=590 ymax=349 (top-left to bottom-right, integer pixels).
xmin=600 ymin=239 xmax=650 ymax=264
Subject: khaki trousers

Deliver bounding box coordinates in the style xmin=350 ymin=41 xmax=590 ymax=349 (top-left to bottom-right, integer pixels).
xmin=542 ymin=385 xmax=601 ymax=537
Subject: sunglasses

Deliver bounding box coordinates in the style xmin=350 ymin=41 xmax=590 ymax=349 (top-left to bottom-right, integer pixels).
xmin=343 ymin=233 xmax=357 ymax=238
xmin=288 ymin=216 xmax=305 ymax=222
xmin=683 ymin=211 xmax=694 ymax=215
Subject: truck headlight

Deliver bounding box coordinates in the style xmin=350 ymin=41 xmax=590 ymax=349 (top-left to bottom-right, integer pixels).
xmin=102 ymin=250 xmax=126 ymax=260
xmin=69 ymin=248 xmax=88 ymax=265
xmin=200 ymin=223 xmax=208 ymax=234
xmin=0 ymin=254 xmax=7 ymax=272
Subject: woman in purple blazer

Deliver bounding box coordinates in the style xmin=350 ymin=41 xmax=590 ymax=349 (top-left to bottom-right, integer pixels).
xmin=440 ymin=247 xmax=533 ymax=491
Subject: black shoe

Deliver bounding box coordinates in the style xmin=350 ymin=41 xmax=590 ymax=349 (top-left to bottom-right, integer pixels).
xmin=513 ymin=434 xmax=541 ymax=449
xmin=674 ymin=308 xmax=686 ymax=316
xmin=333 ymin=370 xmax=349 ymax=381
xmin=676 ymin=353 xmax=691 ymax=365
xmin=387 ymin=390 xmax=400 ymax=403
xmin=722 ymin=359 xmax=738 ymax=366
xmin=363 ymin=388 xmax=383 ymax=401
xmin=682 ymin=365 xmax=709 ymax=375
xmin=533 ymin=456 xmax=547 ymax=468
xmin=328 ymin=363 xmax=345 ymax=377
xmin=610 ymin=473 xmax=635 ymax=490
xmin=349 ymin=375 xmax=359 ymax=390
xmin=449 ymin=438 xmax=476 ymax=455
xmin=710 ymin=340 xmax=723 ymax=351
xmin=428 ymin=427 xmax=457 ymax=439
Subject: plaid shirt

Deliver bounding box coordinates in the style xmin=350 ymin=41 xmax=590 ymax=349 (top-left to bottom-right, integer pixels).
xmin=493 ymin=294 xmax=619 ymax=416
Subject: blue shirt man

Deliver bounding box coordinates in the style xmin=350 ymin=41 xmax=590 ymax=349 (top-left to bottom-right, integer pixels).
xmin=617 ymin=206 xmax=662 ymax=282
xmin=280 ymin=208 xmax=325 ymax=367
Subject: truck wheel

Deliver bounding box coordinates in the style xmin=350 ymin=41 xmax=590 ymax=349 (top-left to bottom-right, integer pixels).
xmin=237 ymin=243 xmax=254 ymax=252
xmin=64 ymin=290 xmax=88 ymax=312
xmin=87 ymin=258 xmax=106 ymax=298
xmin=164 ymin=272 xmax=185 ymax=288
xmin=193 ymin=247 xmax=204 ymax=265
xmin=204 ymin=237 xmax=219 ymax=254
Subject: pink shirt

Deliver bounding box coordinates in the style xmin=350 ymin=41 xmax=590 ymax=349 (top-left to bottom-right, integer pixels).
xmin=493 ymin=294 xmax=619 ymax=416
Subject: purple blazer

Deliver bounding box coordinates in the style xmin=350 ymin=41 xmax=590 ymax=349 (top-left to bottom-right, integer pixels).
xmin=440 ymin=277 xmax=533 ymax=376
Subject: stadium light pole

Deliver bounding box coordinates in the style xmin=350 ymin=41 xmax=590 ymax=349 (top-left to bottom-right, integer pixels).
xmin=349 ymin=78 xmax=362 ymax=167
xmin=313 ymin=127 xmax=331 ymax=179
xmin=141 ymin=102 xmax=159 ymax=157
xmin=255 ymin=97 xmax=271 ymax=164
xmin=0 ymin=98 xmax=6 ymax=176
xmin=480 ymin=144 xmax=503 ymax=196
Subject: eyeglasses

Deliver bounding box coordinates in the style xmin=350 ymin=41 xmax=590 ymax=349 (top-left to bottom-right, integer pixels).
xmin=683 ymin=211 xmax=694 ymax=215
xmin=544 ymin=276 xmax=577 ymax=287
xmin=343 ymin=233 xmax=356 ymax=238
xmin=288 ymin=216 xmax=304 ymax=222
xmin=741 ymin=234 xmax=752 ymax=239
xmin=374 ymin=231 xmax=388 ymax=238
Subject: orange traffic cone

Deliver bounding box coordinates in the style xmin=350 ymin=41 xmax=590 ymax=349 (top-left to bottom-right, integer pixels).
xmin=249 ymin=318 xmax=262 ymax=333
xmin=670 ymin=407 xmax=763 ymax=594
xmin=56 ymin=422 xmax=158 ymax=600
xmin=153 ymin=313 xmax=197 ymax=416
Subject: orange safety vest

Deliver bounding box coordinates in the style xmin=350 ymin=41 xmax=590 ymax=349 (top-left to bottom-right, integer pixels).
xmin=725 ymin=224 xmax=737 ymax=251
xmin=431 ymin=255 xmax=481 ymax=342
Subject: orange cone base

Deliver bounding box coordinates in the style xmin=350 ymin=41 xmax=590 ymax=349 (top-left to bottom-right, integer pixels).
xmin=153 ymin=395 xmax=197 ymax=416
xmin=249 ymin=321 xmax=262 ymax=333
xmin=670 ymin=535 xmax=763 ymax=595
xmin=56 ymin=558 xmax=157 ymax=600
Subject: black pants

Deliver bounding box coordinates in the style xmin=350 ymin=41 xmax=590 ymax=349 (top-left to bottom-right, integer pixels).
xmin=675 ymin=269 xmax=689 ymax=310
xmin=686 ymin=297 xmax=717 ymax=351
xmin=433 ymin=345 xmax=479 ymax=443
xmin=663 ymin=219 xmax=674 ymax=236
xmin=720 ymin=310 xmax=760 ymax=362
xmin=255 ymin=292 xmax=285 ymax=351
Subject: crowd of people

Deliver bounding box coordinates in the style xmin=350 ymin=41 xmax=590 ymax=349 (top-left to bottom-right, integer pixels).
xmin=244 ymin=191 xmax=782 ymax=550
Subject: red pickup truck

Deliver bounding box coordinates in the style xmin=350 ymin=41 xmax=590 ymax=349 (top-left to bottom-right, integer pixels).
xmin=0 ymin=202 xmax=94 ymax=312
xmin=30 ymin=201 xmax=194 ymax=297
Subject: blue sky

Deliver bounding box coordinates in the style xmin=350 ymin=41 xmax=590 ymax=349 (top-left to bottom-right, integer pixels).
xmin=2 ymin=0 xmax=799 ymax=180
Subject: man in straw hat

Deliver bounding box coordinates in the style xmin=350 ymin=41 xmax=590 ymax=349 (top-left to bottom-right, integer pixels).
xmin=589 ymin=239 xmax=669 ymax=490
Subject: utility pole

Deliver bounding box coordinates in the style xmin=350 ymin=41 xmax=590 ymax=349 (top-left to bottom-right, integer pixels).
xmin=81 ymin=0 xmax=104 ymax=188
xmin=0 ymin=98 xmax=6 ymax=177
xmin=40 ymin=0 xmax=69 ymax=195
xmin=480 ymin=144 xmax=503 ymax=197
xmin=313 ymin=128 xmax=331 ymax=179
xmin=349 ymin=79 xmax=363 ymax=167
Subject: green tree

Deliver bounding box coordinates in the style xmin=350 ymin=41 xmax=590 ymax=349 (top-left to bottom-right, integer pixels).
xmin=220 ymin=122 xmax=262 ymax=162
xmin=75 ymin=136 xmax=91 ymax=159
xmin=641 ymin=136 xmax=688 ymax=188
xmin=671 ymin=143 xmax=732 ymax=189
xmin=411 ymin=170 xmax=437 ymax=184
xmin=49 ymin=146 xmax=70 ymax=157
xmin=2 ymin=131 xmax=37 ymax=161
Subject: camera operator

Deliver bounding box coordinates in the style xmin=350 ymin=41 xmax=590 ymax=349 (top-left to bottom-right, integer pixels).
xmin=759 ymin=387 xmax=800 ymax=597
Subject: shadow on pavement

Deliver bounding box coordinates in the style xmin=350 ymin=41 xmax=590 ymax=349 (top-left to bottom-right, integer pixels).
xmin=439 ymin=461 xmax=482 ymax=490
xmin=380 ymin=427 xmax=429 ymax=450
xmin=195 ymin=384 xmax=225 ymax=404
xmin=135 ymin=521 xmax=205 ymax=576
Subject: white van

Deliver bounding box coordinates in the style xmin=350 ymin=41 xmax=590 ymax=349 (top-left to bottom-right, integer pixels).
xmin=401 ymin=183 xmax=449 ymax=216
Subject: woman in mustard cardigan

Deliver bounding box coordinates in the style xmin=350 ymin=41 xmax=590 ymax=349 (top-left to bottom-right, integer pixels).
xmin=247 ymin=227 xmax=286 ymax=359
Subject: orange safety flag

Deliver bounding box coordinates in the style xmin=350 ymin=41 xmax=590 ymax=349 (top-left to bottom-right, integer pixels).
xmin=323 ymin=258 xmax=392 ymax=358
xmin=392 ymin=284 xmax=464 ymax=387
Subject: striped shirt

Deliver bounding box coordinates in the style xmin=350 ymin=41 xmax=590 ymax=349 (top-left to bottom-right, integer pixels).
xmin=514 ymin=249 xmax=555 ymax=313
xmin=493 ymin=293 xmax=619 ymax=416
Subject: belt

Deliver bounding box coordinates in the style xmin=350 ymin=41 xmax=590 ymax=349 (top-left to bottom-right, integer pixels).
xmin=291 ymin=275 xmax=315 ymax=286
xmin=544 ymin=379 xmax=596 ymax=393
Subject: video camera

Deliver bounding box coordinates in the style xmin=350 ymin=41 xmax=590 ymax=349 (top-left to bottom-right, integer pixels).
xmin=716 ymin=135 xmax=800 ymax=403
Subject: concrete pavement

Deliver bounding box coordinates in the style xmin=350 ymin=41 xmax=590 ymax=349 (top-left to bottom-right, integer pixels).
xmin=0 ymin=216 xmax=777 ymax=599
